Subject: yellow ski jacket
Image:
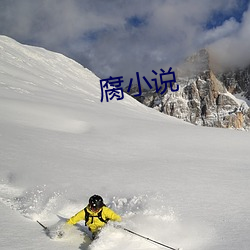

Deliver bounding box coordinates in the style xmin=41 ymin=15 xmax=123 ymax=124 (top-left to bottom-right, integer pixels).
xmin=67 ymin=206 xmax=121 ymax=233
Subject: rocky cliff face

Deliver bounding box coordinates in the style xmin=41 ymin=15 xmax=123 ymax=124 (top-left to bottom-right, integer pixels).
xmin=125 ymin=49 xmax=250 ymax=130
xmin=217 ymin=66 xmax=250 ymax=100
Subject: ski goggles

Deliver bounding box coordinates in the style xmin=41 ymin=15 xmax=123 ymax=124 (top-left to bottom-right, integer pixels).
xmin=89 ymin=205 xmax=101 ymax=212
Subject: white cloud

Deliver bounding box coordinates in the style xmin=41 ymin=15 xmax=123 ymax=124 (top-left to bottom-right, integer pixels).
xmin=200 ymin=18 xmax=240 ymax=45
xmin=0 ymin=0 xmax=248 ymax=79
xmin=209 ymin=4 xmax=250 ymax=68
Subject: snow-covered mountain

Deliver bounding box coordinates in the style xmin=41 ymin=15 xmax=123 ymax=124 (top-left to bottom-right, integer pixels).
xmin=126 ymin=49 xmax=250 ymax=130
xmin=0 ymin=36 xmax=250 ymax=250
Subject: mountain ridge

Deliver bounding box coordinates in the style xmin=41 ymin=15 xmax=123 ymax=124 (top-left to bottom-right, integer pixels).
xmin=125 ymin=48 xmax=250 ymax=130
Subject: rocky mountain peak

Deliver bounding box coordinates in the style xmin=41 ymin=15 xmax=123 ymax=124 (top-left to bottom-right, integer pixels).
xmin=125 ymin=49 xmax=250 ymax=130
xmin=177 ymin=48 xmax=211 ymax=79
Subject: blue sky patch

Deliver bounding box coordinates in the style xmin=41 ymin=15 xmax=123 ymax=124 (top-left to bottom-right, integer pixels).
xmin=206 ymin=0 xmax=249 ymax=29
xmin=126 ymin=15 xmax=148 ymax=28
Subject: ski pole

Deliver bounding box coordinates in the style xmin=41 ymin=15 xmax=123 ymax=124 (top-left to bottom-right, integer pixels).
xmin=122 ymin=227 xmax=180 ymax=250
xmin=37 ymin=220 xmax=48 ymax=230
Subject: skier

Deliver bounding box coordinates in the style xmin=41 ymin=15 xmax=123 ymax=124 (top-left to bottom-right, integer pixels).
xmin=66 ymin=194 xmax=121 ymax=239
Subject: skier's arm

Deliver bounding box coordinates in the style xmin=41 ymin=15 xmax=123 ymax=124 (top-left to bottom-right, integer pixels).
xmin=67 ymin=209 xmax=85 ymax=225
xmin=104 ymin=207 xmax=122 ymax=222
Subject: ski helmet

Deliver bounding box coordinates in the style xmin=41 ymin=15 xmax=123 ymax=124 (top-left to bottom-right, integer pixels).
xmin=89 ymin=195 xmax=104 ymax=210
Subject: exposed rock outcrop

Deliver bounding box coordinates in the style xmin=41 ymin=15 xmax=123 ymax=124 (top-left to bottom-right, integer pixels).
xmin=125 ymin=49 xmax=250 ymax=130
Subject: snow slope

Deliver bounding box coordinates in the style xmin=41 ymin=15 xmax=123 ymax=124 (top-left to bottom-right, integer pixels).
xmin=0 ymin=36 xmax=250 ymax=250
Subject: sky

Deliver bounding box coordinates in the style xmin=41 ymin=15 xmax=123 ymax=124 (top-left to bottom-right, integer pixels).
xmin=0 ymin=0 xmax=249 ymax=84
